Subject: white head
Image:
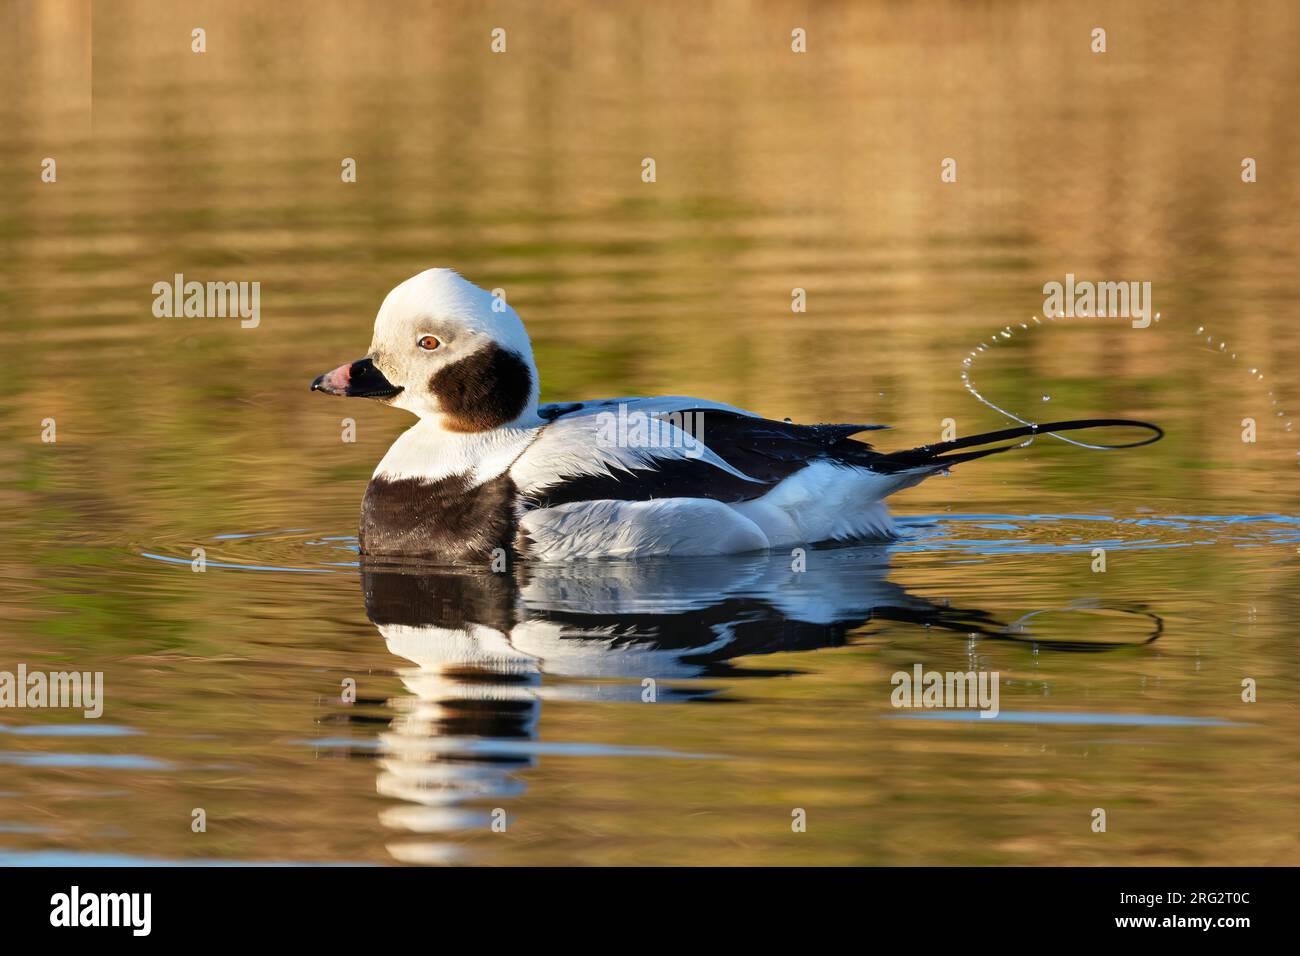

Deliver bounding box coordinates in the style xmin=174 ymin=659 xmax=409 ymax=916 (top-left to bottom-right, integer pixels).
xmin=311 ymin=269 xmax=541 ymax=431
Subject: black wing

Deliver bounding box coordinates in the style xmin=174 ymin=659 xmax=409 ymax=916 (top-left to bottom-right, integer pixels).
xmin=525 ymin=407 xmax=891 ymax=508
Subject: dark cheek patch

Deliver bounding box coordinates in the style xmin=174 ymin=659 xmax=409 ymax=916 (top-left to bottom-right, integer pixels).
xmin=431 ymin=343 xmax=533 ymax=432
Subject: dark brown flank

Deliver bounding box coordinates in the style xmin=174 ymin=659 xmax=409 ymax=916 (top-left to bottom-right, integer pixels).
xmin=360 ymin=472 xmax=522 ymax=563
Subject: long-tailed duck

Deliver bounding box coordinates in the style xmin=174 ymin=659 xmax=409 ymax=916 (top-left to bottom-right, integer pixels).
xmin=312 ymin=268 xmax=1162 ymax=562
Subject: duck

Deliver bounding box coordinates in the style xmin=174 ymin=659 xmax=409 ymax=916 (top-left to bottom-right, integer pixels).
xmin=311 ymin=268 xmax=1162 ymax=563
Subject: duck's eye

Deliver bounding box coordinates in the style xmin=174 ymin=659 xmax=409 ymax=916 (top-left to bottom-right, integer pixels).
xmin=417 ymin=335 xmax=441 ymax=351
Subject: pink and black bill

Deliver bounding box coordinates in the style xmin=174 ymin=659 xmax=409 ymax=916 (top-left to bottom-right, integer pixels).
xmin=310 ymin=358 xmax=403 ymax=399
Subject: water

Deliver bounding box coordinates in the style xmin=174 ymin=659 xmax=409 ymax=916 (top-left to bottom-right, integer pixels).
xmin=2 ymin=1 xmax=1299 ymax=866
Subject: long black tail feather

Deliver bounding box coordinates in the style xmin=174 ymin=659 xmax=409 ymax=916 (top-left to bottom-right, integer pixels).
xmin=874 ymin=418 xmax=1164 ymax=473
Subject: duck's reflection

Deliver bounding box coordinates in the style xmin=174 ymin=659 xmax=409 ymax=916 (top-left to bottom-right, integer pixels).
xmin=359 ymin=548 xmax=976 ymax=860
xmin=363 ymin=569 xmax=534 ymax=863
xmin=358 ymin=547 xmax=1159 ymax=861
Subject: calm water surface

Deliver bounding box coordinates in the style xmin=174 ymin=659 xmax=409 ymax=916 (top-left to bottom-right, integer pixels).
xmin=1 ymin=1 xmax=1298 ymax=865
